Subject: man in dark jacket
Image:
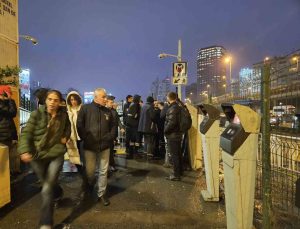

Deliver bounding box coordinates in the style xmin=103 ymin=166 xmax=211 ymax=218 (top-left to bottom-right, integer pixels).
xmin=164 ymin=92 xmax=183 ymax=181
xmin=126 ymin=94 xmax=141 ymax=159
xmin=106 ymin=95 xmax=124 ymax=172
xmin=123 ymin=95 xmax=133 ymax=154
xmin=138 ymin=96 xmax=157 ymax=157
xmin=77 ymin=88 xmax=116 ymax=206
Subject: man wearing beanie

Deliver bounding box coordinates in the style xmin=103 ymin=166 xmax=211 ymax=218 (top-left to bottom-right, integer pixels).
xmin=138 ymin=96 xmax=158 ymax=157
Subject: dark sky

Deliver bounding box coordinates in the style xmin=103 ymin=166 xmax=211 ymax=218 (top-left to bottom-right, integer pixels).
xmin=19 ymin=0 xmax=300 ymax=100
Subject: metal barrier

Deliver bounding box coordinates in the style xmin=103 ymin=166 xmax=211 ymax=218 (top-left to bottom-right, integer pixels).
xmin=19 ymin=107 xmax=31 ymax=128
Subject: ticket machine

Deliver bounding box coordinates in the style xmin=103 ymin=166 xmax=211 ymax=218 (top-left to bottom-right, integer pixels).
xmin=220 ymin=103 xmax=261 ymax=229
xmin=199 ymin=104 xmax=220 ymax=202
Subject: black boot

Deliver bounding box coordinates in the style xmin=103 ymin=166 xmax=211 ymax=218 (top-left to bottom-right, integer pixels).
xmin=126 ymin=146 xmax=134 ymax=159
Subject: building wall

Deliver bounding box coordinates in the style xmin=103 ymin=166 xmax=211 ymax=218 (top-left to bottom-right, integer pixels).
xmin=197 ymin=46 xmax=227 ymax=98
xmin=0 ymin=0 xmax=19 ymax=132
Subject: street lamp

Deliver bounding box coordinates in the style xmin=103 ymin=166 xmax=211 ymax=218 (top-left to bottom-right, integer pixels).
xmin=224 ymin=56 xmax=232 ymax=94
xmin=158 ymin=39 xmax=183 ymax=100
xmin=292 ymin=56 xmax=299 ymax=71
xmin=19 ymin=35 xmax=38 ymax=45
xmin=223 ymin=84 xmax=226 ymax=94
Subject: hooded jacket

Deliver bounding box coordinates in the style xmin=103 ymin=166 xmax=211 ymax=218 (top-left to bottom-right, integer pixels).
xmin=0 ymin=98 xmax=17 ymax=143
xmin=66 ymin=91 xmax=82 ymax=164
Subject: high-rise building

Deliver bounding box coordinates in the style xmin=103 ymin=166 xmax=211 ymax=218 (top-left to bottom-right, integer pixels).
xmin=197 ymin=46 xmax=227 ymax=98
xmin=19 ymin=69 xmax=30 ymax=99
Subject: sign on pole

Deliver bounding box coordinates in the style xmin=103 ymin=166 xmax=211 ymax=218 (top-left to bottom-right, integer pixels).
xmin=173 ymin=62 xmax=187 ymax=85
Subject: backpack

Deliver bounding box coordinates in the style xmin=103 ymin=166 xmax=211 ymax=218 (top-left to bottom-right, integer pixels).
xmin=177 ymin=102 xmax=192 ymax=132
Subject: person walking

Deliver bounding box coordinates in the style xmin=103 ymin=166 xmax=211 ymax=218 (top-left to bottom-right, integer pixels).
xmin=77 ymin=88 xmax=116 ymax=206
xmin=164 ymin=92 xmax=183 ymax=181
xmin=66 ymin=91 xmax=85 ymax=175
xmin=18 ymin=90 xmax=71 ymax=229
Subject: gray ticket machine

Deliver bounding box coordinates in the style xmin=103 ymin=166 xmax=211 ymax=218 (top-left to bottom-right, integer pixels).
xmin=220 ymin=103 xmax=261 ymax=229
xmin=199 ymin=104 xmax=220 ymax=202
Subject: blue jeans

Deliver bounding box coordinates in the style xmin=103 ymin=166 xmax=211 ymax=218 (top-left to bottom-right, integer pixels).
xmin=84 ymin=148 xmax=110 ymax=197
xmin=30 ymin=156 xmax=64 ymax=226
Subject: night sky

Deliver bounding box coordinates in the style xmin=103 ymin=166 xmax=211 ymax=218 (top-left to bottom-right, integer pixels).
xmin=19 ymin=0 xmax=300 ymax=101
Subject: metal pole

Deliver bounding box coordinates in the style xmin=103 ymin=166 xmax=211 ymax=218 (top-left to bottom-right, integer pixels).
xmin=229 ymin=60 xmax=232 ymax=95
xmin=261 ymin=61 xmax=272 ymax=229
xmin=177 ymin=39 xmax=182 ymax=100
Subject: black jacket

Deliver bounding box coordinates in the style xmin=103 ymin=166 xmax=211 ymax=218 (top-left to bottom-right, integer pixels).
xmin=164 ymin=102 xmax=182 ymax=140
xmin=138 ymin=102 xmax=157 ymax=134
xmin=77 ymin=101 xmax=116 ymax=152
xmin=0 ymin=98 xmax=17 ymax=143
xmin=127 ymin=102 xmax=141 ymax=128
xmin=122 ymin=102 xmax=131 ymax=126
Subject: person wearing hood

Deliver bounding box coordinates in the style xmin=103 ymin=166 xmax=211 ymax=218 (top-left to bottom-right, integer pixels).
xmin=66 ymin=91 xmax=84 ymax=174
xmin=126 ymin=94 xmax=141 ymax=159
xmin=138 ymin=96 xmax=157 ymax=157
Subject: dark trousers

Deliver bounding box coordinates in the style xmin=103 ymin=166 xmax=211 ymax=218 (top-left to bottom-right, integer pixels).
xmin=30 ymin=156 xmax=64 ymax=226
xmin=167 ymin=138 xmax=183 ymax=177
xmin=144 ymin=134 xmax=156 ymax=156
xmin=109 ymin=144 xmax=116 ymax=167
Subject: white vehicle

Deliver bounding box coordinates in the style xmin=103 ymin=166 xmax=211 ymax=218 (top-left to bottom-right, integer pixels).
xmin=272 ymin=105 xmax=295 ymax=116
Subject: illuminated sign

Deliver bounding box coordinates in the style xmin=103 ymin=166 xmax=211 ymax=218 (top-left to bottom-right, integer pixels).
xmin=19 ymin=69 xmax=30 ymax=99
xmin=84 ymin=92 xmax=94 ymax=104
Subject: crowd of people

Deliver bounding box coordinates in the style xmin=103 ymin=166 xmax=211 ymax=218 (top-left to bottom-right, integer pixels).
xmin=0 ymin=86 xmax=192 ymax=229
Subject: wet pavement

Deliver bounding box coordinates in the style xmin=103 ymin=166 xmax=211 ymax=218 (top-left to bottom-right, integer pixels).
xmin=0 ymin=155 xmax=226 ymax=229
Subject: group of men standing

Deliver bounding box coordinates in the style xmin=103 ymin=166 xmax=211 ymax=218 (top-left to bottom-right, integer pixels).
xmin=123 ymin=91 xmax=187 ymax=181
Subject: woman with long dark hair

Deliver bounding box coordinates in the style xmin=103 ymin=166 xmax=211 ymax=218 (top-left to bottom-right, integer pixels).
xmin=18 ymin=90 xmax=71 ymax=229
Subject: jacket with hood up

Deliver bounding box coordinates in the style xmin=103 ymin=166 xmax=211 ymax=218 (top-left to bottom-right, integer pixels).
xmin=66 ymin=91 xmax=82 ymax=164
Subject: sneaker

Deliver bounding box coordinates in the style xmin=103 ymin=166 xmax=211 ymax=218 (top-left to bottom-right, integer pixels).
xmin=99 ymin=195 xmax=110 ymax=206
xmin=165 ymin=174 xmax=181 ymax=181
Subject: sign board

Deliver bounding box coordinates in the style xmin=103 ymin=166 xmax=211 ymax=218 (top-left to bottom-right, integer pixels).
xmin=0 ymin=0 xmax=18 ymax=42
xmin=173 ymin=62 xmax=187 ymax=85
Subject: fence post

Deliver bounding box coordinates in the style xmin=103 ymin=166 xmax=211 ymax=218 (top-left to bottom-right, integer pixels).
xmin=261 ymin=60 xmax=272 ymax=228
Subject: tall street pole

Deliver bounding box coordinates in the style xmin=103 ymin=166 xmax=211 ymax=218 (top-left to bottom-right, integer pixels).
xmin=261 ymin=60 xmax=272 ymax=229
xmin=177 ymin=39 xmax=182 ymax=100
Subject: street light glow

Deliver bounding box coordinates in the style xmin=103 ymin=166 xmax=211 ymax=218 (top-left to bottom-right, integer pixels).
xmin=225 ymin=56 xmax=231 ymax=63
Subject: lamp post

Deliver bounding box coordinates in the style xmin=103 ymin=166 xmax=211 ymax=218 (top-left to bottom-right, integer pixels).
xmin=292 ymin=56 xmax=299 ymax=71
xmin=207 ymin=84 xmax=211 ymax=103
xmin=225 ymin=56 xmax=232 ymax=95
xmin=19 ymin=35 xmax=38 ymax=45
xmin=223 ymin=84 xmax=226 ymax=95
xmin=158 ymin=39 xmax=183 ymax=100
